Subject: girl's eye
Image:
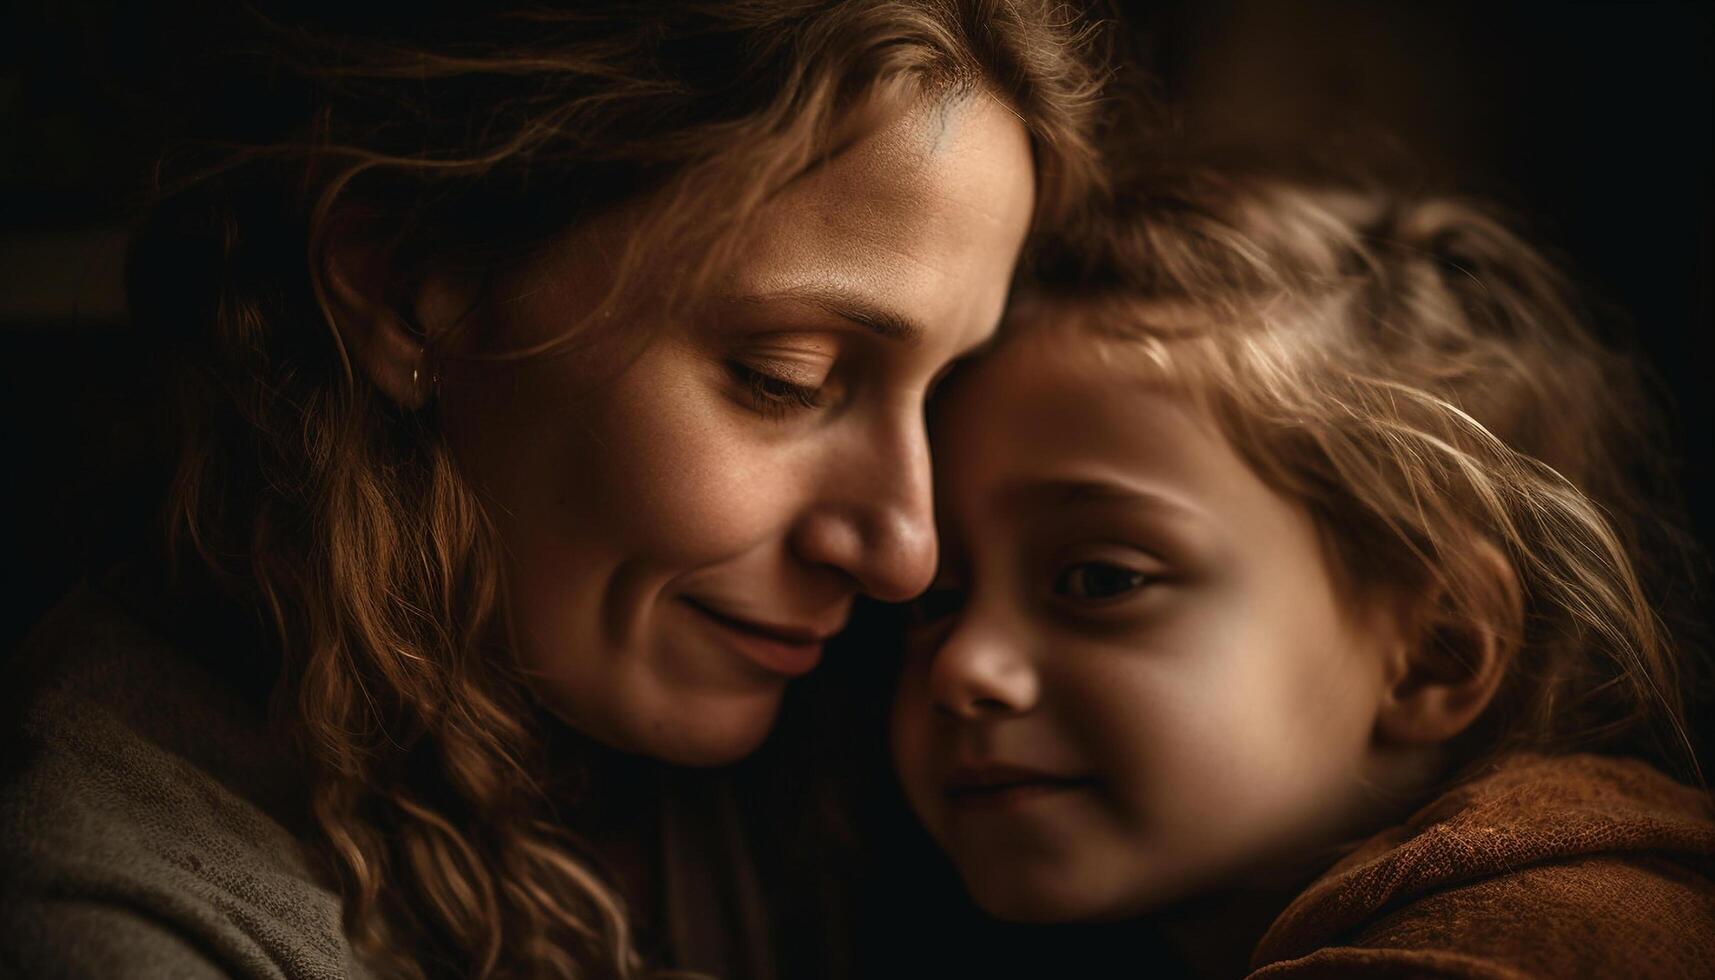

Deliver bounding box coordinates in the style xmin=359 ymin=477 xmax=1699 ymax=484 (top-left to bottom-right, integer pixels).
xmin=1053 ymin=562 xmax=1153 ymax=602
xmin=728 ymin=361 xmax=825 ymax=418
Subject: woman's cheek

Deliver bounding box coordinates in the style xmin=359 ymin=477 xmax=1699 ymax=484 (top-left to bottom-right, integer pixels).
xmin=581 ymin=363 xmax=803 ymax=565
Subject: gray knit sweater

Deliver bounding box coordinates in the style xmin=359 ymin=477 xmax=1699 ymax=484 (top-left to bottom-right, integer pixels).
xmin=0 ymin=583 xmax=374 ymax=980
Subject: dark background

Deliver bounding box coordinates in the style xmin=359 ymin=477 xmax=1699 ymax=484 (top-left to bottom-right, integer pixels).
xmin=2 ymin=3 xmax=1710 ymax=689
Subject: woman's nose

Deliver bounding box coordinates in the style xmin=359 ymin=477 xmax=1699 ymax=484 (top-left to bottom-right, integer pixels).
xmin=790 ymin=415 xmax=938 ymax=602
xmin=926 ymin=614 xmax=1038 ymax=720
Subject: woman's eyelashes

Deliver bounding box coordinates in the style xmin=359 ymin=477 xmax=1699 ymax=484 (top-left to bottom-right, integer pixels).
xmin=729 ymin=361 xmax=824 ymax=417
xmin=724 ymin=351 xmax=835 ymax=419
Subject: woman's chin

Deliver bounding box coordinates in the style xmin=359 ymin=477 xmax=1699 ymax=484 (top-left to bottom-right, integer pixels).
xmin=649 ymin=723 xmax=774 ymax=768
xmin=530 ymin=652 xmax=792 ymax=767
xmin=615 ymin=686 xmax=786 ymax=768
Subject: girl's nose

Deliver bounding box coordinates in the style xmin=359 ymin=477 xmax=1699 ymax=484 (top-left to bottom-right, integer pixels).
xmin=790 ymin=416 xmax=938 ymax=602
xmin=927 ymin=615 xmax=1039 ymax=720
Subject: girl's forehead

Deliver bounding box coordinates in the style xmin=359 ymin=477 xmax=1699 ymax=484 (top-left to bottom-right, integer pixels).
xmin=936 ymin=324 xmax=1226 ymax=480
xmin=953 ymin=309 xmax=1195 ymax=403
xmin=967 ymin=290 xmax=1342 ymax=418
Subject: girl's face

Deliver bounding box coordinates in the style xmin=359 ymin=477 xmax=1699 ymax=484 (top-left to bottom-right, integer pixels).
xmin=891 ymin=323 xmax=1403 ymax=922
xmin=440 ymin=94 xmax=1034 ymax=766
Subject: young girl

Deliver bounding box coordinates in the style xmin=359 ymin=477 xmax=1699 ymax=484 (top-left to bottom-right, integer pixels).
xmin=891 ymin=169 xmax=1715 ymax=977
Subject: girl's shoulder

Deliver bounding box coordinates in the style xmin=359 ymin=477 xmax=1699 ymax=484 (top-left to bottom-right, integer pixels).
xmin=0 ymin=579 xmax=373 ymax=979
xmin=1250 ymin=753 xmax=1715 ymax=979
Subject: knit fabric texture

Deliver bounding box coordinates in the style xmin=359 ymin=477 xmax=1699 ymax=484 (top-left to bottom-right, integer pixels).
xmin=1250 ymin=753 xmax=1715 ymax=978
xmin=0 ymin=583 xmax=373 ymax=980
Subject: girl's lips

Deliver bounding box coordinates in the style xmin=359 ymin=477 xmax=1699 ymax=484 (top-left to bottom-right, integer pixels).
xmin=944 ymin=763 xmax=1099 ymax=810
xmin=680 ymin=598 xmax=829 ymax=677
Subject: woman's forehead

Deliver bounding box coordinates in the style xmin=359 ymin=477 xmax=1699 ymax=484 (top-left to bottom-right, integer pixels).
xmin=765 ymin=91 xmax=1035 ymax=242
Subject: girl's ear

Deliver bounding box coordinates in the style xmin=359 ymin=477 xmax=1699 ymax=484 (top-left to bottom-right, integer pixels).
xmin=321 ymin=213 xmax=477 ymax=409
xmin=1375 ymin=542 xmax=1522 ymax=746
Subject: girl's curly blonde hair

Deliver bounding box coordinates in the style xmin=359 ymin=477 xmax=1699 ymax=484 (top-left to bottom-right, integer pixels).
xmin=125 ymin=4 xmax=1110 ymax=978
xmin=1023 ymin=164 xmax=1705 ymax=789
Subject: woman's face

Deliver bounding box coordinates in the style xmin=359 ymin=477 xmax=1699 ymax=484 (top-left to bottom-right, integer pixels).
xmin=439 ymin=93 xmax=1035 ymax=766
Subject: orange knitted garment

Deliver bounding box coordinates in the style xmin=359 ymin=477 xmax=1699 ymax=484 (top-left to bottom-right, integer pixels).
xmin=1250 ymin=754 xmax=1715 ymax=978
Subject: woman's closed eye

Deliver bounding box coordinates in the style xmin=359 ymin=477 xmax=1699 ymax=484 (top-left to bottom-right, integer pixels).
xmin=725 ymin=346 xmax=836 ymax=418
xmin=729 ymin=361 xmax=824 ymax=416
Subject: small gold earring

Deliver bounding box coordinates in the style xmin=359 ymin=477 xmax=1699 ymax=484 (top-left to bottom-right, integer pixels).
xmin=412 ymin=357 xmax=440 ymax=403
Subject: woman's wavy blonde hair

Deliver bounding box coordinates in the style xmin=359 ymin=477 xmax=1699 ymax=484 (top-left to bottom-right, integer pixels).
xmin=124 ymin=3 xmax=1109 ymax=978
xmin=1022 ymin=163 xmax=1705 ymax=788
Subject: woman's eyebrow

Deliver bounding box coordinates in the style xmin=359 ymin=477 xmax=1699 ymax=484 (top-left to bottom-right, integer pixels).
xmin=721 ymin=284 xmax=925 ymax=344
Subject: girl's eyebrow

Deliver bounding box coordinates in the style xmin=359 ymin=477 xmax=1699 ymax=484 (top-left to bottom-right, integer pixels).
xmin=996 ymin=474 xmax=1212 ymax=525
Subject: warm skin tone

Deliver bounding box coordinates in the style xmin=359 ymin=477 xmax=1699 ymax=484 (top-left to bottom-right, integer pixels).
xmin=334 ymin=90 xmax=1036 ymax=767
xmin=892 ymin=319 xmax=1507 ymax=973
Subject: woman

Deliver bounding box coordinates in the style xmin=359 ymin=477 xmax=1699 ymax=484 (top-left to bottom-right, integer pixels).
xmin=0 ymin=3 xmax=1105 ymax=978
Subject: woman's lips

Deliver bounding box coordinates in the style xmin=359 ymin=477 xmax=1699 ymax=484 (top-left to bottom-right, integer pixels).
xmin=680 ymin=597 xmax=831 ymax=678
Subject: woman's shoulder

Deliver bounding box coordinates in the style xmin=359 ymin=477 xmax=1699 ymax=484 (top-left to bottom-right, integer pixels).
xmin=1249 ymin=753 xmax=1715 ymax=979
xmin=1 ymin=579 xmax=373 ymax=979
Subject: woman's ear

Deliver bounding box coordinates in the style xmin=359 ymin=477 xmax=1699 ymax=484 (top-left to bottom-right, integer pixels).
xmin=1375 ymin=542 xmax=1522 ymax=746
xmin=321 ymin=214 xmax=477 ymax=409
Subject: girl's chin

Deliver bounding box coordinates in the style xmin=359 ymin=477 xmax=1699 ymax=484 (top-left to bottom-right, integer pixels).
xmin=954 ymin=848 xmax=1178 ymax=926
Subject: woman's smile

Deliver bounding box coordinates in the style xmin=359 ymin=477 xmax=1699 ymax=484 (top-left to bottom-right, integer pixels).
xmin=676 ymin=595 xmax=841 ymax=678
